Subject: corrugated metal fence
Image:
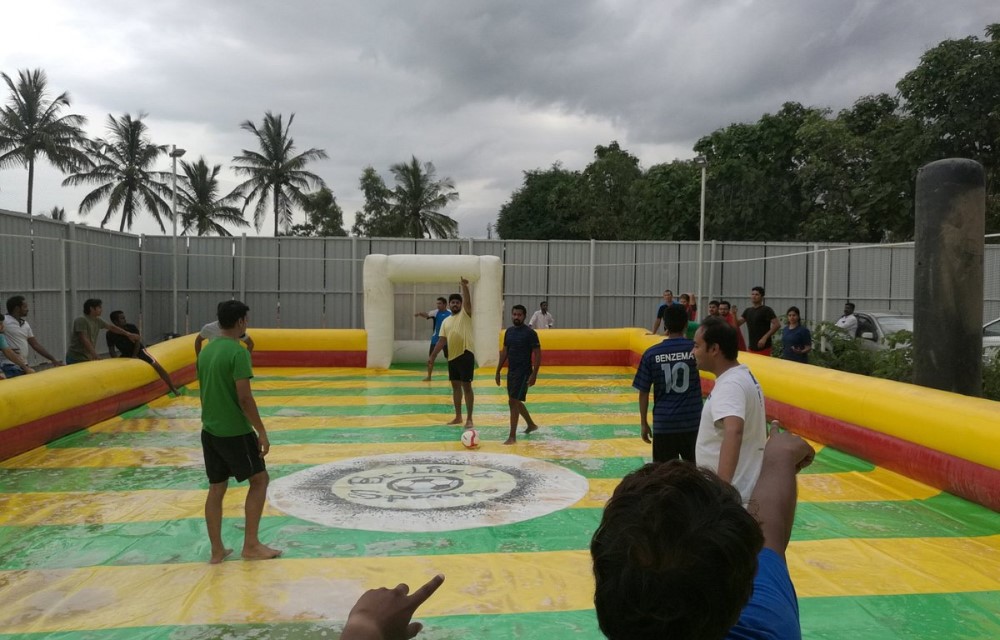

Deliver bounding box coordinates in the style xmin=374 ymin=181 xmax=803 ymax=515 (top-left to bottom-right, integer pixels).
xmin=2 ymin=208 xmax=998 ymax=366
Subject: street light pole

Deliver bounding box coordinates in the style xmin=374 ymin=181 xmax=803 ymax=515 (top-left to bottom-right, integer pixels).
xmin=694 ymin=156 xmax=708 ymax=315
xmin=170 ymin=145 xmax=187 ymax=335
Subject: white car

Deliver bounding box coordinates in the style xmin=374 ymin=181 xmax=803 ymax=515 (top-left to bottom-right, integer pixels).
xmin=854 ymin=311 xmax=1000 ymax=358
xmin=983 ymin=316 xmax=1000 ymax=360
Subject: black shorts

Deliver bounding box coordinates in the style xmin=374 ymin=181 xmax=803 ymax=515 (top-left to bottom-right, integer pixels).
xmin=507 ymin=367 xmax=532 ymax=401
xmin=447 ymin=350 xmax=475 ymax=382
xmin=201 ymin=430 xmax=266 ymax=483
xmin=652 ymin=431 xmax=698 ymax=463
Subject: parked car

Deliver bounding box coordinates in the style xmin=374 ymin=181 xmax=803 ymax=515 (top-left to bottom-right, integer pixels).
xmin=853 ymin=311 xmax=1000 ymax=357
xmin=853 ymin=311 xmax=913 ymax=349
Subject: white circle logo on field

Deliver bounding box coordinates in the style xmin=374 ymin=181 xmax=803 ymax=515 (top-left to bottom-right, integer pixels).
xmin=268 ymin=452 xmax=589 ymax=532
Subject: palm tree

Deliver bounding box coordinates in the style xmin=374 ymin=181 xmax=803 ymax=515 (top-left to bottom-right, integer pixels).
xmin=0 ymin=69 xmax=90 ymax=214
xmin=175 ymin=157 xmax=249 ymax=236
xmin=388 ymin=156 xmax=460 ymax=238
xmin=62 ymin=113 xmax=172 ymax=232
xmin=231 ymin=111 xmax=327 ymax=236
xmin=49 ymin=206 xmax=66 ymax=221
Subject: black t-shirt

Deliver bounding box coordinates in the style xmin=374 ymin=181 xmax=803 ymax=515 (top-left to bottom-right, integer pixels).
xmin=503 ymin=324 xmax=540 ymax=371
xmin=742 ymin=306 xmax=778 ymax=348
xmin=107 ymin=323 xmax=142 ymax=356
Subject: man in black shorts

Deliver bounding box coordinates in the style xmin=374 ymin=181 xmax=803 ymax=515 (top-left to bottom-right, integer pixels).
xmin=429 ymin=278 xmax=476 ymax=427
xmin=198 ymin=300 xmax=280 ymax=563
xmin=495 ymin=304 xmax=541 ymax=444
xmin=107 ymin=310 xmax=180 ymax=396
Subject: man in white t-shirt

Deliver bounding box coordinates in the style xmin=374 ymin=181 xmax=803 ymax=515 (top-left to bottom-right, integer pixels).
xmin=692 ymin=316 xmax=767 ymax=505
xmin=528 ymin=301 xmax=554 ymax=329
xmin=834 ymin=302 xmax=858 ymax=337
xmin=0 ymin=295 xmax=64 ymax=377
xmin=194 ymin=305 xmax=255 ymax=356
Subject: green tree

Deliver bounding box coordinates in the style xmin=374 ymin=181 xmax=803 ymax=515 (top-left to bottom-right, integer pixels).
xmin=351 ymin=166 xmax=402 ymax=237
xmin=695 ymin=102 xmax=817 ymax=241
xmin=62 ymin=113 xmax=172 ymax=232
xmin=388 ymin=156 xmax=459 ymax=238
xmin=495 ymin=163 xmax=586 ymax=239
xmin=0 ymin=69 xmax=89 ymax=214
xmin=49 ymin=205 xmax=66 ymax=221
xmin=898 ymin=23 xmax=1000 ymax=232
xmin=231 ymin=112 xmax=328 ymax=236
xmin=288 ymin=187 xmax=347 ymax=236
xmin=577 ymin=141 xmax=643 ymax=239
xmin=625 ymin=160 xmax=701 ymax=241
xmin=175 ymin=157 xmax=249 ymax=236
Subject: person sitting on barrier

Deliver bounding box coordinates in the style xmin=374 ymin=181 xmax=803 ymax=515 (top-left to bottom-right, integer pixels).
xmin=195 ymin=302 xmax=255 ymax=355
xmin=107 ymin=310 xmax=180 ymax=396
xmin=65 ymin=298 xmax=139 ymax=365
xmin=1 ymin=295 xmax=63 ymax=376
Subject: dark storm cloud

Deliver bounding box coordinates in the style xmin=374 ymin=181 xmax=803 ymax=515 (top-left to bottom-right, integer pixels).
xmin=1 ymin=0 xmax=997 ymax=235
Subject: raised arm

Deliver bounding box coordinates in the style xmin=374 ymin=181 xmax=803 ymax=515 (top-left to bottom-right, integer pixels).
xmin=749 ymin=431 xmax=815 ymax=557
xmin=460 ymin=278 xmax=472 ymax=315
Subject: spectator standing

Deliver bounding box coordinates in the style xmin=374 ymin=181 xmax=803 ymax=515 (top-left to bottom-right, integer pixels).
xmin=835 ymin=302 xmax=858 ymax=337
xmin=707 ymin=299 xmax=721 ymax=317
xmin=528 ymin=301 xmax=554 ymax=329
xmin=718 ymin=300 xmax=747 ymax=351
xmin=649 ymin=289 xmax=683 ymax=334
xmin=679 ymin=293 xmax=698 ymax=321
xmin=780 ymin=306 xmax=812 ymax=364
xmin=738 ymin=286 xmax=780 ymax=356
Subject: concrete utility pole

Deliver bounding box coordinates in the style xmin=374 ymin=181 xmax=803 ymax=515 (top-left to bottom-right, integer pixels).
xmin=913 ymin=158 xmax=985 ymax=396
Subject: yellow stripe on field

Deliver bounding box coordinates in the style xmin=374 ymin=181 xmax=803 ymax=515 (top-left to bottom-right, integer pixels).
xmin=0 ymin=480 xmax=613 ymax=526
xmin=2 ymin=536 xmax=999 ymax=633
xmin=89 ymin=413 xmax=641 ymax=434
xmin=797 ymin=467 xmax=939 ymax=502
xmin=239 ymin=378 xmax=640 ymax=391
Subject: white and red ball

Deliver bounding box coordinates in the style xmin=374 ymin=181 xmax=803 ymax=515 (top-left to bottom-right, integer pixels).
xmin=461 ymin=428 xmax=480 ymax=449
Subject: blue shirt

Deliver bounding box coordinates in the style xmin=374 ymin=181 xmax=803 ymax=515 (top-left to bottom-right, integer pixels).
xmin=781 ymin=325 xmax=812 ymax=364
xmin=503 ymin=324 xmax=540 ymax=371
xmin=656 ymin=301 xmax=684 ymax=320
xmin=632 ymin=337 xmax=701 ymax=434
xmin=727 ymin=549 xmax=801 ymax=639
xmin=429 ymin=309 xmax=451 ymax=345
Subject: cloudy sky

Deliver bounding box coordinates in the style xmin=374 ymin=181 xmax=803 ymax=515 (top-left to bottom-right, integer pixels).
xmin=1 ymin=1 xmax=996 ymax=237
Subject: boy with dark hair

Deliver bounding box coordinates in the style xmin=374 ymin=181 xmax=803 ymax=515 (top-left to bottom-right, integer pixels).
xmin=107 ymin=310 xmax=180 ymax=395
xmin=1 ymin=295 xmax=64 ymax=375
xmin=495 ymin=303 xmax=542 ymax=444
xmin=633 ymin=305 xmax=701 ymax=462
xmin=591 ymin=431 xmax=814 ymax=639
xmin=198 ymin=300 xmax=280 ymax=563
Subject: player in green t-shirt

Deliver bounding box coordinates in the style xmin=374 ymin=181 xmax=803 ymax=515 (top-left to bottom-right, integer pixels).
xmin=197 ymin=300 xmax=280 ymax=563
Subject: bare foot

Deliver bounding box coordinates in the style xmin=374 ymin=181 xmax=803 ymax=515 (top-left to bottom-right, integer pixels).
xmin=465 ymin=419 xmax=474 ymax=428
xmin=524 ymin=424 xmax=539 ymax=435
xmin=421 ymin=376 xmax=431 ymax=382
xmin=447 ymin=417 xmax=463 ymax=425
xmin=209 ymin=548 xmax=233 ymax=564
xmin=503 ymin=437 xmax=516 ymax=445
xmin=242 ymin=543 xmax=282 ymax=560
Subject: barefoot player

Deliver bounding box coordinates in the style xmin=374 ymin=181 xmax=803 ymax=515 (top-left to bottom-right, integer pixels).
xmin=198 ymin=300 xmax=281 ymax=563
xmin=495 ymin=304 xmax=541 ymax=444
xmin=429 ymin=278 xmax=476 ymax=427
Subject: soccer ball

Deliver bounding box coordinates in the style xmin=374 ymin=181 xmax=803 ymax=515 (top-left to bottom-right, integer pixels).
xmin=461 ymin=428 xmax=480 ymax=449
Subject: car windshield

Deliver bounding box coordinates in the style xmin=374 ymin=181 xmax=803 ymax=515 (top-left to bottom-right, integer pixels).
xmin=879 ymin=316 xmax=913 ymax=335
xmin=984 ymin=318 xmax=1000 ymax=337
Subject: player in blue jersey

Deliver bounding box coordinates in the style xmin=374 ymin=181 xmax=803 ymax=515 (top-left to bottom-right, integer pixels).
xmin=633 ymin=305 xmax=702 ymax=462
xmin=415 ymin=297 xmax=451 ymax=381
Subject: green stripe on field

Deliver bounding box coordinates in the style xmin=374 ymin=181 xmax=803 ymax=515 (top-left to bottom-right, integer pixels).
xmin=0 ymin=457 xmax=643 ymax=493
xmin=249 ymin=384 xmax=637 ymax=397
